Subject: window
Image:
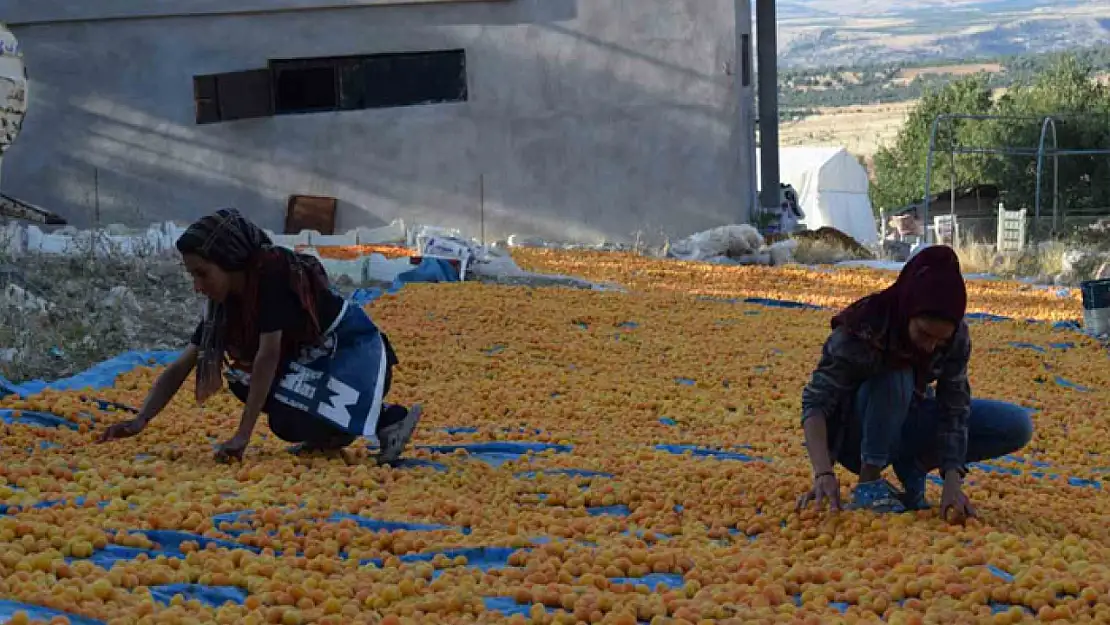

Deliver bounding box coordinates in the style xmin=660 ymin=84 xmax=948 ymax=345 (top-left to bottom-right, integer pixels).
xmin=272 ymin=60 xmax=339 ymax=114
xmin=338 ymin=50 xmax=469 ymax=110
xmin=193 ymin=49 xmax=467 ymax=125
xmin=741 ymin=35 xmax=752 ymax=87
xmin=193 ymin=70 xmax=274 ymax=124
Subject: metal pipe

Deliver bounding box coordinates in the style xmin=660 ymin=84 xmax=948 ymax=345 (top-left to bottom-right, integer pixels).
xmin=1034 ymin=116 xmax=1060 ymax=236
xmin=944 ymin=147 xmax=1110 ymax=157
xmin=949 ymin=148 xmax=956 ymax=219
xmin=1034 ymin=118 xmax=1048 ymax=232
xmin=923 ymin=115 xmax=943 ymax=243
xmin=734 ymin=0 xmax=758 ymax=223
xmin=755 ymin=0 xmax=780 ymax=212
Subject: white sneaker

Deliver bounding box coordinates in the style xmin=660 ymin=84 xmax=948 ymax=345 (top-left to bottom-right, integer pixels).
xmin=377 ymin=404 xmax=422 ymax=465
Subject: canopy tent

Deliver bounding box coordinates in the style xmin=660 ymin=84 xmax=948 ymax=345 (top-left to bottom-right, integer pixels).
xmin=756 ymin=146 xmax=878 ymax=246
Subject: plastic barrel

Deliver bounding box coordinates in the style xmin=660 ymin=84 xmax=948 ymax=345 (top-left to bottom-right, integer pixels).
xmin=1080 ymin=279 xmax=1110 ymax=335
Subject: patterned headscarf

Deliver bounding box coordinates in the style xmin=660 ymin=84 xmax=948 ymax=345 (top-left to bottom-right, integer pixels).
xmin=176 ymin=209 xmax=330 ymax=404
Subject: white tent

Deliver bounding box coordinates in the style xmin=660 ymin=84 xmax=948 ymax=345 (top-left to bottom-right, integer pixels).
xmin=756 ymin=146 xmax=877 ymax=246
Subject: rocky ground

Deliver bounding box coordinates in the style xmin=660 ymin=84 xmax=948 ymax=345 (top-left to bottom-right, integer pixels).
xmin=0 ymin=251 xmax=199 ymax=384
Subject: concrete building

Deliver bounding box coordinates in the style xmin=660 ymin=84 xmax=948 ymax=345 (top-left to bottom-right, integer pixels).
xmin=0 ymin=0 xmax=757 ymax=244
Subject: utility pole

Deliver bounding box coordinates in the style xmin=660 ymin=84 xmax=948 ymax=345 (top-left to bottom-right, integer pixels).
xmin=734 ymin=0 xmax=758 ymax=224
xmin=755 ymin=0 xmax=780 ymax=214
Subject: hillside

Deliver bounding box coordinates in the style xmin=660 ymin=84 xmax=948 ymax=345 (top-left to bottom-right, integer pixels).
xmin=775 ymin=0 xmax=1110 ymax=68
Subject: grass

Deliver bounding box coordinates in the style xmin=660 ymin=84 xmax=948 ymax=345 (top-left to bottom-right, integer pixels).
xmin=952 ymin=238 xmax=1069 ymax=280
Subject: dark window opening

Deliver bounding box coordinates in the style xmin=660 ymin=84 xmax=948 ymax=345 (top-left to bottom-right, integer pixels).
xmin=193 ymin=69 xmax=274 ymax=125
xmin=272 ymin=61 xmax=339 ymax=114
xmin=192 ymin=49 xmax=467 ymax=125
xmin=741 ymin=35 xmax=752 ymax=87
xmin=344 ymin=50 xmax=468 ymax=110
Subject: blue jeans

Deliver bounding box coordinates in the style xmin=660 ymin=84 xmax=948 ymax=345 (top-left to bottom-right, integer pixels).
xmin=836 ymin=369 xmax=1034 ymax=489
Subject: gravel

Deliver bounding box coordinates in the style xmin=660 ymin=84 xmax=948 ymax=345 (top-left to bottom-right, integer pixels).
xmin=0 ymin=251 xmax=199 ymax=383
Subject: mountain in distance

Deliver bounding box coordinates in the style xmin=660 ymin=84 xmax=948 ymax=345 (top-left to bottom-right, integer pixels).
xmin=772 ymin=0 xmax=1110 ymax=68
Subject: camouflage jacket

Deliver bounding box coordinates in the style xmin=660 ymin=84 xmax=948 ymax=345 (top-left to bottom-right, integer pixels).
xmin=800 ymin=322 xmax=972 ymax=473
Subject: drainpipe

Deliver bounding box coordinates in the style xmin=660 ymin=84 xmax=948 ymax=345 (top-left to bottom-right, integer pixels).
xmin=755 ymin=0 xmax=780 ymax=215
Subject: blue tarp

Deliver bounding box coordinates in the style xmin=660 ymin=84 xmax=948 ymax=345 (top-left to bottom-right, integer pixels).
xmin=515 ymin=469 xmax=614 ymax=479
xmin=0 ymin=409 xmax=78 ymax=430
xmin=401 ymin=546 xmax=516 ymax=570
xmin=68 ymin=544 xmax=163 ymax=570
xmin=397 ymin=257 xmax=461 ymax=285
xmin=65 ymin=529 xmax=260 ymax=569
xmin=348 ymin=259 xmax=458 ymax=306
xmin=1054 ymin=376 xmax=1090 ymax=392
xmin=656 ymin=444 xmax=763 ymax=463
xmin=482 ymin=597 xmax=554 ymax=617
xmin=419 ymin=442 xmax=573 ymax=468
xmin=586 ymin=505 xmax=631 ymax=517
xmin=988 ymin=565 xmax=1015 ymax=582
xmin=609 ymin=573 xmax=684 ymax=588
xmin=443 ymin=426 xmax=480 ymax=435
xmin=328 ymin=513 xmax=471 ymax=534
xmin=0 ymin=351 xmax=179 ymax=397
xmin=149 ymin=584 xmax=248 ymax=608
xmin=213 ymin=510 xmax=469 ymax=537
xmin=0 ymin=600 xmax=105 ymax=625
xmin=136 ymin=529 xmax=257 ymax=553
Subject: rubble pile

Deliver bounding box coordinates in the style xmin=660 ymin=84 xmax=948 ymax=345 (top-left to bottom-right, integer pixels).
xmin=0 ymin=251 xmax=198 ymax=383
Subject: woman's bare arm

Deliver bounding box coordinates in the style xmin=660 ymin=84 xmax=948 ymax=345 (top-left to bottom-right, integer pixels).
xmin=136 ymin=345 xmax=199 ymax=424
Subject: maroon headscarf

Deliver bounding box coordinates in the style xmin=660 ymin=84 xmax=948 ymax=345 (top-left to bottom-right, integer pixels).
xmin=832 ymin=246 xmax=967 ymax=384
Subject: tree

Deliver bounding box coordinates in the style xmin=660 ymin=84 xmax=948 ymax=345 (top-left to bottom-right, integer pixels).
xmin=869 ymin=55 xmax=1110 ymax=219
xmin=870 ymin=74 xmax=994 ymax=211
xmin=979 ymin=55 xmax=1110 ymax=216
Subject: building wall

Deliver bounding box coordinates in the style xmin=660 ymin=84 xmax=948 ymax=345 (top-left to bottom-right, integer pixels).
xmin=0 ymin=0 xmax=752 ymax=243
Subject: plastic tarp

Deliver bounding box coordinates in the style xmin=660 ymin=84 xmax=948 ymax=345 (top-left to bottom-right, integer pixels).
xmin=757 ymin=147 xmax=878 ymax=246
xmin=0 ymin=350 xmax=179 ymax=398
xmin=656 ymin=444 xmax=765 ymax=463
xmin=397 ymin=257 xmax=460 ymax=284
xmin=328 ymin=513 xmax=470 ymax=534
xmin=0 ymin=600 xmax=105 ymax=625
xmin=418 ymin=442 xmax=573 ymax=468
xmin=149 ymin=584 xmax=248 ymax=608
xmin=0 ymin=409 xmax=78 ymax=429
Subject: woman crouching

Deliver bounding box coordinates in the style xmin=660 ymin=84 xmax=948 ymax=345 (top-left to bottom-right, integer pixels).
xmin=99 ymin=208 xmax=421 ymax=464
xmin=797 ymin=246 xmax=1033 ymax=522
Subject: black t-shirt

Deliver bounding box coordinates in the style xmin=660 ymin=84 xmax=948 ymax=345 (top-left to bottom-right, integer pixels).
xmin=190 ymin=271 xmax=345 ymax=347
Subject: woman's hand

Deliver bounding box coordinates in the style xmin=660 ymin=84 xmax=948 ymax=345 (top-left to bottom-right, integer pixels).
xmin=797 ymin=472 xmax=842 ymax=512
xmin=97 ymin=417 xmax=148 ymax=443
xmin=214 ymin=434 xmax=250 ymax=463
xmin=940 ymin=473 xmax=976 ymax=524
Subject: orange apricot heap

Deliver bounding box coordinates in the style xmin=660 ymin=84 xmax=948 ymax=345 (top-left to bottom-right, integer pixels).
xmin=0 ymin=257 xmax=1106 ymax=624
xmin=296 ymin=245 xmax=415 ymax=260
xmin=511 ymin=248 xmax=1081 ymax=323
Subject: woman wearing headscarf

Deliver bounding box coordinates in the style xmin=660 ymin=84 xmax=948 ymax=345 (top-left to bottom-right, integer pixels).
xmin=796 ymin=246 xmax=1033 ymax=522
xmin=99 ymin=209 xmax=422 ymax=464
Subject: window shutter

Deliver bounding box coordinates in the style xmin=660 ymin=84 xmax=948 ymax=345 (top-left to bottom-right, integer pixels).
xmin=193 ymin=74 xmax=220 ymax=124
xmin=216 ymin=69 xmax=275 ymax=121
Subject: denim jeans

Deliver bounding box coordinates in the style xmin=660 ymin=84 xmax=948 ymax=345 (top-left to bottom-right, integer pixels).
xmin=836 ymin=369 xmax=1034 ymax=488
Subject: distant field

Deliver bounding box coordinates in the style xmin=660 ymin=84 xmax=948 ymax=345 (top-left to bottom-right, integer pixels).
xmin=894 ymin=62 xmax=1005 ymax=84
xmin=780 ymin=101 xmax=915 ymax=157
xmin=780 ymin=61 xmax=1108 ymax=157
